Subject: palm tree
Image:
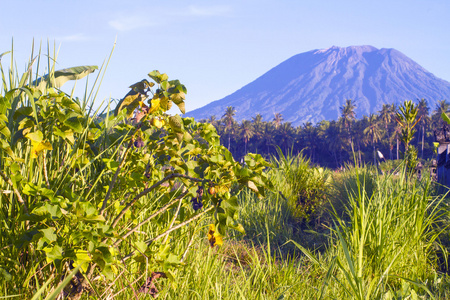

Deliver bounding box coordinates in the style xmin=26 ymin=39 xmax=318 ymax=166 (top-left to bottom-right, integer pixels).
xmin=222 ymin=106 xmax=236 ymax=150
xmin=416 ymin=99 xmax=430 ymax=158
xmin=363 ymin=114 xmax=383 ymax=165
xmin=273 ymin=113 xmax=284 ymax=129
xmin=391 ymin=121 xmax=402 ymax=160
xmin=339 ymin=99 xmax=356 ymax=151
xmin=206 ymin=115 xmax=219 ymax=128
xmin=302 ymin=122 xmax=319 ymax=162
xmin=323 ymin=120 xmax=343 ymax=167
xmin=240 ymin=120 xmax=254 ymax=154
xmin=261 ymin=123 xmax=276 ymax=156
xmin=379 ymin=104 xmax=396 ymax=159
xmin=276 ymin=122 xmax=295 ymax=154
xmin=432 ymin=100 xmax=450 ymax=129
xmin=252 ymin=113 xmax=264 ymax=139
xmin=352 ymin=118 xmax=366 ymax=166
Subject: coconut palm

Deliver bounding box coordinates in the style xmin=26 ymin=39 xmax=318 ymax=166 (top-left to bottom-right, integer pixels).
xmin=379 ymin=104 xmax=396 ymax=159
xmin=276 ymin=122 xmax=295 ymax=154
xmin=416 ymin=98 xmax=430 ymax=158
xmin=273 ymin=113 xmax=284 ymax=129
xmin=222 ymin=106 xmax=236 ymax=150
xmin=261 ymin=122 xmax=276 ymax=156
xmin=363 ymin=114 xmax=384 ymax=165
xmin=432 ymin=100 xmax=450 ymax=129
xmin=252 ymin=113 xmax=264 ymax=139
xmin=323 ymin=120 xmax=344 ymax=167
xmin=240 ymin=120 xmax=254 ymax=154
xmin=302 ymin=122 xmax=319 ymax=162
xmin=339 ymin=99 xmax=356 ymax=151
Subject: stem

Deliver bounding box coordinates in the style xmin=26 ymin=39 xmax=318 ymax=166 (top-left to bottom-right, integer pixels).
xmin=43 ymin=153 xmax=50 ymax=188
xmin=100 ymin=129 xmax=137 ymax=215
xmin=0 ymin=170 xmax=28 ymax=213
xmin=120 ymin=206 xmax=214 ymax=262
xmin=145 ymin=206 xmax=213 ymax=244
xmin=113 ymin=189 xmax=189 ymax=246
xmin=163 ymin=196 xmax=183 ymax=244
xmin=181 ymin=230 xmax=196 ymax=263
xmin=111 ymin=173 xmax=203 ymax=228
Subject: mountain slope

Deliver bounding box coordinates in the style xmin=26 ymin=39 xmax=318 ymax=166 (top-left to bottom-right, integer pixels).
xmin=186 ymin=45 xmax=450 ymax=125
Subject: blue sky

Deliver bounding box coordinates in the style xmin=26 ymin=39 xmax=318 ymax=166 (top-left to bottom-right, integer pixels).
xmin=1 ymin=0 xmax=449 ymax=114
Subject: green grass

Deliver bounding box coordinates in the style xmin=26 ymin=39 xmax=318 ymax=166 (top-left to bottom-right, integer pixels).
xmin=2 ymin=45 xmax=450 ymax=299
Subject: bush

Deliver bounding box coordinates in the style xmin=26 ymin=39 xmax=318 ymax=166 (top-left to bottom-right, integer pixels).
xmin=0 ymin=49 xmax=271 ymax=298
xmin=270 ymin=150 xmax=332 ymax=225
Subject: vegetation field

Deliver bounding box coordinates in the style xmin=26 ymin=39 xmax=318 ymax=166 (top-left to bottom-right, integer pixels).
xmin=1 ymin=47 xmax=450 ymax=299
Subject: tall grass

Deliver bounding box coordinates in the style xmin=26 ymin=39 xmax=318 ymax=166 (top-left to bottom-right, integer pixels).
xmin=0 ymin=43 xmax=114 ymax=298
xmin=293 ymin=163 xmax=450 ymax=299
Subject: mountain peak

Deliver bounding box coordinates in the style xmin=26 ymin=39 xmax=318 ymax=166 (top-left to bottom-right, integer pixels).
xmin=187 ymin=46 xmax=450 ymax=125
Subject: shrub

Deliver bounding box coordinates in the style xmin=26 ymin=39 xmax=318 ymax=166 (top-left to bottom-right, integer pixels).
xmin=270 ymin=150 xmax=332 ymax=225
xmin=0 ymin=48 xmax=271 ymax=298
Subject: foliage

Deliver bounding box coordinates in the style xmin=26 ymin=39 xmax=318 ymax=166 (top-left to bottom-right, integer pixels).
xmin=204 ymin=98 xmax=442 ymax=169
xmin=270 ymin=150 xmax=332 ymax=224
xmin=293 ymin=165 xmax=448 ymax=299
xmin=0 ymin=49 xmax=271 ymax=298
xmin=396 ymin=100 xmax=420 ymax=174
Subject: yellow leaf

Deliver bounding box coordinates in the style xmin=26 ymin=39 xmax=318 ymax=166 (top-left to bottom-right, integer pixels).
xmin=31 ymin=141 xmax=53 ymax=158
xmin=149 ymin=98 xmax=161 ymax=113
xmin=207 ymin=224 xmax=223 ymax=247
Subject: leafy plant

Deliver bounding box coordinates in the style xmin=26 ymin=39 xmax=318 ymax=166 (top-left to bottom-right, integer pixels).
xmin=0 ymin=48 xmax=271 ymax=298
xmin=396 ymin=100 xmax=420 ymax=173
xmin=270 ymin=150 xmax=332 ymax=225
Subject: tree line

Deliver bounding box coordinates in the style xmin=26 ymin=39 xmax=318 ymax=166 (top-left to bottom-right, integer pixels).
xmin=198 ymin=99 xmax=450 ymax=169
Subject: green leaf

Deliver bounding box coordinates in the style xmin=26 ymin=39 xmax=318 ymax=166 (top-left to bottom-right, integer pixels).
xmin=33 ymin=65 xmax=98 ymax=91
xmin=44 ymin=244 xmax=63 ymax=261
xmin=13 ymin=106 xmax=33 ymax=120
xmin=40 ymin=227 xmax=57 ymax=243
xmin=25 ymin=130 xmax=43 ymax=143
xmin=75 ymin=250 xmax=91 ymax=263
xmin=0 ymin=268 xmax=12 ymax=281
xmin=442 ymin=112 xmax=450 ymax=125
xmin=0 ymin=122 xmax=11 ymax=139
xmin=114 ymin=90 xmax=143 ymax=117
xmin=64 ymin=117 xmax=83 ymax=133
xmin=134 ymin=241 xmax=148 ymax=253
xmin=61 ymin=97 xmax=82 ymax=114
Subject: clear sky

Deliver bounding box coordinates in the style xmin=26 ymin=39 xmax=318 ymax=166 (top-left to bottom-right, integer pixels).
xmin=1 ymin=0 xmax=449 ymax=114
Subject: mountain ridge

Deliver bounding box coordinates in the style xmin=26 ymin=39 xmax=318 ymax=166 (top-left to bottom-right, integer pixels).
xmin=186 ymin=45 xmax=450 ymax=125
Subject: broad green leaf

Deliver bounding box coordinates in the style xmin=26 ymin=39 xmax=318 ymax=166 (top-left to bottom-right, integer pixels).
xmin=134 ymin=241 xmax=148 ymax=253
xmin=13 ymin=106 xmax=33 ymax=120
xmin=75 ymin=250 xmax=91 ymax=263
xmin=44 ymin=245 xmax=63 ymax=262
xmin=25 ymin=130 xmax=43 ymax=143
xmin=61 ymin=97 xmax=82 ymax=114
xmin=33 ymin=65 xmax=98 ymax=91
xmin=129 ymin=79 xmax=151 ymax=94
xmin=0 ymin=122 xmax=10 ymax=139
xmin=169 ymin=115 xmax=184 ymax=133
xmin=442 ymin=112 xmax=450 ymax=125
xmin=40 ymin=227 xmax=57 ymax=243
xmin=64 ymin=117 xmax=83 ymax=133
xmin=114 ymin=90 xmax=143 ymax=117
xmin=177 ymin=101 xmax=186 ymax=114
xmin=148 ymin=70 xmax=168 ymax=83
xmin=0 ymin=268 xmax=12 ymax=282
